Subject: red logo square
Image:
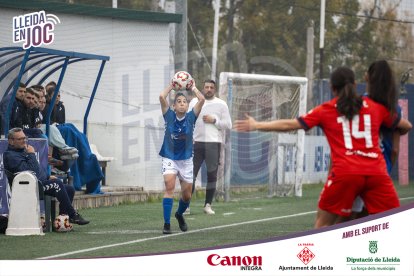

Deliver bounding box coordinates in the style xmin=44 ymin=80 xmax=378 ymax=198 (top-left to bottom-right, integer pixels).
xmin=297 ymin=247 xmax=315 ymax=265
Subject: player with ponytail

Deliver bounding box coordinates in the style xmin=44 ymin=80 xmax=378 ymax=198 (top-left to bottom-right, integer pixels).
xmin=333 ymin=68 xmax=362 ymax=120
xmin=234 ymin=66 xmax=411 ymax=228
xmin=347 ymin=60 xmax=412 ymax=220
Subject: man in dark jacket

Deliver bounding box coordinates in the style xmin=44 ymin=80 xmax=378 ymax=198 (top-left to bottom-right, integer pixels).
xmin=0 ymin=82 xmax=26 ymax=134
xmin=53 ymin=98 xmax=65 ymax=124
xmin=3 ymin=128 xmax=89 ymax=225
xmin=45 ymin=86 xmax=65 ymax=124
xmin=9 ymin=88 xmax=40 ymax=129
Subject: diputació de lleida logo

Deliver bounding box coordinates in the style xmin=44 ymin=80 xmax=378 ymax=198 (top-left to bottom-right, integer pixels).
xmin=369 ymin=241 xmax=378 ymax=254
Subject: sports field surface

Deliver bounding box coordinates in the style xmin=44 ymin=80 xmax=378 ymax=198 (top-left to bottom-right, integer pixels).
xmin=1 ymin=183 xmax=413 ymax=260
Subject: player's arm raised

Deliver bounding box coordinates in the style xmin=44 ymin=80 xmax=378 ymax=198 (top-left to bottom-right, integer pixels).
xmin=190 ymin=83 xmax=205 ymax=117
xmin=234 ymin=114 xmax=302 ymax=132
xmin=159 ymin=84 xmax=173 ymax=115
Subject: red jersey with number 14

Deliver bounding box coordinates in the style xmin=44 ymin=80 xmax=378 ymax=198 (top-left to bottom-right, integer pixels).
xmin=298 ymin=97 xmax=399 ymax=175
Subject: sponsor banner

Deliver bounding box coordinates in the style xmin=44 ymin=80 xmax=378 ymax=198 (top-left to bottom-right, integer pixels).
xmin=0 ymin=204 xmax=412 ymax=275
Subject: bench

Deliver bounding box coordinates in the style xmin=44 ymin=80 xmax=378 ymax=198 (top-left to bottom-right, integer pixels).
xmin=90 ymin=144 xmax=114 ymax=186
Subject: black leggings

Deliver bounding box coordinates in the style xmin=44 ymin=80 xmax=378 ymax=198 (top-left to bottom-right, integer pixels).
xmin=192 ymin=142 xmax=220 ymax=205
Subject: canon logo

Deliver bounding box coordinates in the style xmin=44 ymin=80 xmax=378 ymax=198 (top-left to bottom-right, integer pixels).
xmin=207 ymin=254 xmax=262 ymax=266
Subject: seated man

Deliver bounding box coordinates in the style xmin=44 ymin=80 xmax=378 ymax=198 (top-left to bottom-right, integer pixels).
xmin=0 ymin=82 xmax=26 ymax=134
xmin=9 ymin=88 xmax=42 ymax=135
xmin=3 ymin=128 xmax=89 ymax=226
xmin=44 ymin=85 xmax=65 ymax=125
xmin=35 ymin=92 xmax=78 ymax=160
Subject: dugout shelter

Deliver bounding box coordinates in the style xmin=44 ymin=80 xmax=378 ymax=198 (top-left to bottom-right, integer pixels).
xmin=0 ymin=0 xmax=183 ymax=191
xmin=0 ymin=46 xmax=110 ymax=136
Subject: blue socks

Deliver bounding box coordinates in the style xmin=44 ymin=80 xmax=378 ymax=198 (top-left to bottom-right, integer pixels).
xmin=163 ymin=198 xmax=173 ymax=224
xmin=163 ymin=198 xmax=190 ymax=223
xmin=176 ymin=198 xmax=190 ymax=215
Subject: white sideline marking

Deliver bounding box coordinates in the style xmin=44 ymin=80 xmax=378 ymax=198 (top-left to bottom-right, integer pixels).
xmin=37 ymin=210 xmax=316 ymax=260
xmin=223 ymin=212 xmax=235 ymax=216
xmin=401 ymin=196 xmax=414 ymax=201
xmin=86 ymin=230 xmax=161 ymax=234
xmin=38 ymin=196 xmax=414 ymax=260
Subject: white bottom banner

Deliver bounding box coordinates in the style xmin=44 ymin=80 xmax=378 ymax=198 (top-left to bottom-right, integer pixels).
xmin=0 ymin=204 xmax=413 ymax=276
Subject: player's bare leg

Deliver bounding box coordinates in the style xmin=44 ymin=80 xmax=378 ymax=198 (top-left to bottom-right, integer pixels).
xmin=314 ymin=208 xmax=338 ymax=228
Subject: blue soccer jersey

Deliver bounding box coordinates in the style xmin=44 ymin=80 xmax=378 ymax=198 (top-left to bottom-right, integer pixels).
xmin=380 ymin=105 xmax=402 ymax=173
xmin=159 ymin=109 xmax=197 ymax=160
xmin=363 ymin=94 xmax=402 ymax=174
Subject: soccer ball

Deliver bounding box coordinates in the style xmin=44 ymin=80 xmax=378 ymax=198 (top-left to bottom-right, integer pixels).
xmin=53 ymin=215 xmax=73 ymax=232
xmin=171 ymin=71 xmax=194 ymax=91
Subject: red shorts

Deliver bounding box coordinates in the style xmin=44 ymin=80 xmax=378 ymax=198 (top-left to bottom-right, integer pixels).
xmin=318 ymin=173 xmax=400 ymax=217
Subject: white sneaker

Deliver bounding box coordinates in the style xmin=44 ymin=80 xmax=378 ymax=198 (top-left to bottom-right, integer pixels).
xmin=203 ymin=203 xmax=215 ymax=215
xmin=183 ymin=207 xmax=191 ymax=215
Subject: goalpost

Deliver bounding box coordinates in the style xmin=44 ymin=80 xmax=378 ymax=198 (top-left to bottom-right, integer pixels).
xmin=218 ymin=72 xmax=308 ymax=200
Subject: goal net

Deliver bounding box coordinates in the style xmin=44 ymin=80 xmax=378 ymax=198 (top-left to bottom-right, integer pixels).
xmin=218 ymin=72 xmax=307 ymax=200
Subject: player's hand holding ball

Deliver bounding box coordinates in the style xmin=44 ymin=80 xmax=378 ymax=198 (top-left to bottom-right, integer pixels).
xmin=171 ymin=71 xmax=194 ymax=91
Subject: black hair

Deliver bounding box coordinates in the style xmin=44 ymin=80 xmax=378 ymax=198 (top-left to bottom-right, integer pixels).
xmin=25 ymin=87 xmax=35 ymax=95
xmin=367 ymin=60 xmax=397 ymax=116
xmin=46 ymin=86 xmax=56 ymax=102
xmin=330 ymin=67 xmax=362 ymax=120
xmin=19 ymin=82 xmax=26 ymax=88
xmin=204 ymin=79 xmax=216 ymax=86
xmin=30 ymin=84 xmax=44 ymax=91
xmin=174 ymin=92 xmax=187 ymax=104
xmin=46 ymin=81 xmax=56 ymax=87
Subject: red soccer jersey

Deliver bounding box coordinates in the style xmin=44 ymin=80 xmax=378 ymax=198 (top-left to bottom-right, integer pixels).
xmin=298 ymin=97 xmax=399 ymax=175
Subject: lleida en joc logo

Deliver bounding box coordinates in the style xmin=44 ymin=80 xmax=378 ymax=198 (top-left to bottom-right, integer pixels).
xmin=207 ymin=254 xmax=263 ymax=271
xmin=13 ymin=10 xmax=61 ymax=49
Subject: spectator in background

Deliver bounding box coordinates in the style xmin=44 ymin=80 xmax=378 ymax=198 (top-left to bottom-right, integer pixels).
xmin=0 ymin=82 xmax=26 ymax=134
xmin=3 ymin=128 xmax=89 ymax=226
xmin=33 ymin=90 xmax=40 ymax=110
xmin=42 ymin=82 xmax=103 ymax=193
xmin=45 ymin=86 xmax=65 ymax=125
xmin=45 ymin=81 xmax=56 ymax=91
xmin=14 ymin=83 xmax=27 ymax=103
xmin=187 ymin=80 xmax=232 ymax=215
xmin=30 ymin=85 xmax=46 ymax=98
xmin=36 ymin=94 xmax=78 ymax=160
xmin=9 ymin=88 xmax=41 ymax=132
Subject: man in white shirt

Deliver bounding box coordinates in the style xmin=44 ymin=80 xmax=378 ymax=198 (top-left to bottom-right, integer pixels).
xmin=188 ymin=80 xmax=232 ymax=214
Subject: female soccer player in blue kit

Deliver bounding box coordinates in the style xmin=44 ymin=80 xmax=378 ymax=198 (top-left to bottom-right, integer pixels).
xmin=159 ymin=81 xmax=205 ymax=234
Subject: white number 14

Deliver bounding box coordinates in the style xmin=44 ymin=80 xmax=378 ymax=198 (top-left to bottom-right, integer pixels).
xmin=337 ymin=115 xmax=373 ymax=149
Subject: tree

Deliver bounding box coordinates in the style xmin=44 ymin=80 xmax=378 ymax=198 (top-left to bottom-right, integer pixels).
xmin=62 ymin=0 xmax=160 ymax=10
xmin=187 ymin=0 xmax=216 ymax=82
xmin=187 ymin=0 xmax=408 ymax=82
